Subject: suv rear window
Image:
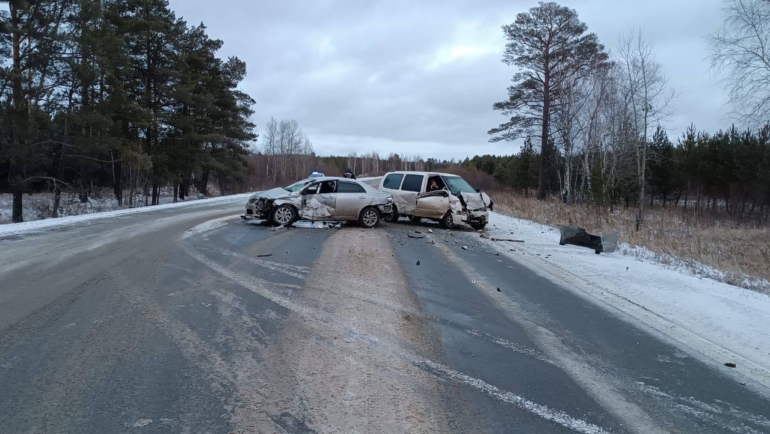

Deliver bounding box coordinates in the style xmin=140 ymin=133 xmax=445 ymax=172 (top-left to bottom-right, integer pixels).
xmin=383 ymin=174 xmax=404 ymax=189
xmin=338 ymin=182 xmax=366 ymax=193
xmin=400 ymin=174 xmax=423 ymax=192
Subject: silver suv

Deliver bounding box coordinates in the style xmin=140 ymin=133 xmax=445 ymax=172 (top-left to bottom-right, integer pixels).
xmin=361 ymin=171 xmax=493 ymax=230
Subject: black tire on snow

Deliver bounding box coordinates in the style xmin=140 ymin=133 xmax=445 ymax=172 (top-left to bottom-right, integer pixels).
xmin=359 ymin=207 xmax=381 ymax=228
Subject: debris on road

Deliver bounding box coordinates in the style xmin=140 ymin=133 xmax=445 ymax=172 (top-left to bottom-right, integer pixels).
xmin=496 ymin=287 xmax=501 ymax=292
xmin=256 ymin=253 xmax=273 ymax=258
xmin=416 ymin=260 xmax=421 ymax=266
xmin=462 ymin=246 xmax=468 ymax=250
xmin=408 ymin=232 xmax=426 ymax=239
xmin=428 ymin=229 xmax=433 ymax=233
xmin=725 ymin=362 xmax=737 ymax=368
xmin=491 ymin=237 xmax=525 ymax=243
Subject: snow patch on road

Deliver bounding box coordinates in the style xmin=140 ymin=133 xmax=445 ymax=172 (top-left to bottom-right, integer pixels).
xmin=482 ymin=212 xmax=770 ymax=390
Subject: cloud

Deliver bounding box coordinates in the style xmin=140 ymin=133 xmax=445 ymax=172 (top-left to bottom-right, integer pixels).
xmin=169 ymin=0 xmax=732 ymax=160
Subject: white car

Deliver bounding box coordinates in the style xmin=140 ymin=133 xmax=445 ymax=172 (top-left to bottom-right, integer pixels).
xmin=360 ymin=171 xmax=493 ymax=230
xmin=243 ymin=177 xmax=393 ymax=228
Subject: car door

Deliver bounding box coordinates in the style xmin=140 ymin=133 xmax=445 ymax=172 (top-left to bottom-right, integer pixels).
xmin=397 ymin=173 xmax=424 ymax=216
xmin=299 ymin=180 xmax=338 ymax=220
xmin=335 ymin=181 xmax=368 ymax=219
xmin=416 ymin=174 xmax=450 ymax=219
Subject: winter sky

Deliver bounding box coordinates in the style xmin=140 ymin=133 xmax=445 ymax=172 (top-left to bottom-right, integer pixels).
xmin=168 ymin=0 xmax=730 ymax=160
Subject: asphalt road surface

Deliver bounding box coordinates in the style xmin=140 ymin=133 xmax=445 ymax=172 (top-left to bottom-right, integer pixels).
xmin=1 ymin=198 xmax=769 ymax=434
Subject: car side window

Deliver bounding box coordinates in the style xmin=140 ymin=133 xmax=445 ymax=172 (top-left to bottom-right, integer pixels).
xmin=400 ymin=174 xmax=424 ymax=192
xmin=302 ymin=183 xmax=320 ymax=195
xmin=319 ymin=180 xmax=337 ymax=194
xmin=338 ymin=182 xmax=366 ymax=193
xmin=383 ymin=174 xmax=404 ymax=189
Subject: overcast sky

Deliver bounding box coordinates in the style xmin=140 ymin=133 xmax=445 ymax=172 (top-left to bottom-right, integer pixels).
xmin=168 ymin=0 xmax=730 ymax=160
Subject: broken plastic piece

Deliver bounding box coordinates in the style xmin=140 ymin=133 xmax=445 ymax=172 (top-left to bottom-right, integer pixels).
xmin=558 ymin=225 xmax=618 ymax=254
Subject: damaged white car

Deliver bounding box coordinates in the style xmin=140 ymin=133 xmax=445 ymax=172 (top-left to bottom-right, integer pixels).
xmin=360 ymin=171 xmax=494 ymax=230
xmin=243 ymin=177 xmax=393 ymax=228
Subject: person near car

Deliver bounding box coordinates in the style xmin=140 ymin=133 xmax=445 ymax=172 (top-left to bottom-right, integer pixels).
xmin=343 ymin=168 xmax=356 ymax=179
xmin=428 ymin=179 xmax=440 ymax=191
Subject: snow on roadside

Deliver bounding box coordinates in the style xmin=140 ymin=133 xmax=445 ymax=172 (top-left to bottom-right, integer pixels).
xmin=481 ymin=211 xmax=770 ymax=389
xmin=0 ymin=193 xmax=252 ymax=237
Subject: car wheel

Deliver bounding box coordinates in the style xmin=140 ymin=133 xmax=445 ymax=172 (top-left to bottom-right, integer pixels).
xmin=359 ymin=207 xmax=380 ymax=228
xmin=440 ymin=211 xmax=454 ymax=229
xmin=271 ymin=204 xmax=296 ymax=226
xmin=470 ymin=222 xmax=487 ymax=230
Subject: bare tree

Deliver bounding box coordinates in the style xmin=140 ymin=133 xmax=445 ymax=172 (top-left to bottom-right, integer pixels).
xmin=617 ymin=30 xmax=676 ymax=228
xmin=709 ymin=0 xmax=770 ymax=126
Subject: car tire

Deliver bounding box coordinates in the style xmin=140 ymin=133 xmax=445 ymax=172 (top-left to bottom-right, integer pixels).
xmin=470 ymin=222 xmax=487 ymax=230
xmin=409 ymin=215 xmax=421 ymax=223
xmin=440 ymin=211 xmax=454 ymax=229
xmin=359 ymin=207 xmax=381 ymax=228
xmin=271 ymin=204 xmax=297 ymax=226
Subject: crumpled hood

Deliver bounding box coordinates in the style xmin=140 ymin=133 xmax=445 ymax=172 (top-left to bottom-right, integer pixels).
xmin=252 ymin=187 xmax=293 ymax=200
xmin=459 ymin=192 xmax=491 ymax=211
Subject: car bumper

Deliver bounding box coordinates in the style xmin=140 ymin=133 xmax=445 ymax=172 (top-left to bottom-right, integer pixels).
xmin=378 ymin=204 xmax=393 ymax=215
xmin=244 ymin=203 xmax=271 ymax=219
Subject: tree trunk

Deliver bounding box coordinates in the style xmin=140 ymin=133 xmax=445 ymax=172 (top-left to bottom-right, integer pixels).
xmin=113 ymin=153 xmax=122 ymax=206
xmin=173 ymin=182 xmax=178 ymax=203
xmin=200 ymin=169 xmax=210 ymax=196
xmin=152 ymin=183 xmax=159 ymax=205
xmin=12 ymin=189 xmax=23 ymax=223
xmin=537 ymin=69 xmax=550 ymax=200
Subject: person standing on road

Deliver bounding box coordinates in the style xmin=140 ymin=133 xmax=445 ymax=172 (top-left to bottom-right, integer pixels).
xmin=343 ymin=168 xmax=356 ymax=179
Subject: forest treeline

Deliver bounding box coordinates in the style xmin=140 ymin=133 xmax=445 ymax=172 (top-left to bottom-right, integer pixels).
xmin=0 ymin=0 xmax=256 ymax=222
xmin=467 ymin=124 xmax=770 ymax=223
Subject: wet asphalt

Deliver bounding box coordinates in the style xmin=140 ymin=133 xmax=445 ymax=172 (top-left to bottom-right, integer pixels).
xmin=0 ymin=202 xmax=769 ymax=433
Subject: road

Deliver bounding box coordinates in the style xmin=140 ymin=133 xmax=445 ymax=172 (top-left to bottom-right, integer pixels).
xmin=1 ymin=197 xmax=769 ymax=434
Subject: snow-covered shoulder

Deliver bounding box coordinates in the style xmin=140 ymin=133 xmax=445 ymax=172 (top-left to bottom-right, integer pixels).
xmin=0 ymin=193 xmax=251 ymax=237
xmin=481 ymin=211 xmax=770 ymax=390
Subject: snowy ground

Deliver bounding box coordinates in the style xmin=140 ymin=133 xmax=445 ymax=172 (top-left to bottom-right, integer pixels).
xmin=0 ymin=188 xmax=209 ymax=225
xmin=0 ymin=192 xmax=252 ymax=237
xmin=481 ymin=211 xmax=770 ymax=390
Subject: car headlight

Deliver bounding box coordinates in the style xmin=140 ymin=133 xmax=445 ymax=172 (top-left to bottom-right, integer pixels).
xmin=386 ymin=197 xmax=393 ymax=204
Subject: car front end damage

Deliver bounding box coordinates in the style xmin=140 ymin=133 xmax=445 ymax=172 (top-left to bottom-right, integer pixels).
xmin=243 ymin=187 xmax=296 ymax=220
xmin=454 ymin=192 xmax=493 ymax=228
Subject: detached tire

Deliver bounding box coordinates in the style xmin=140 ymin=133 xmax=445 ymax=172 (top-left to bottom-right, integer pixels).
xmin=271 ymin=204 xmax=297 ymax=226
xmin=359 ymin=207 xmax=381 ymax=228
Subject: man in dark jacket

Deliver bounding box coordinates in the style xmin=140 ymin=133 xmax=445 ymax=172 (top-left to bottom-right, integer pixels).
xmin=343 ymin=168 xmax=356 ymax=179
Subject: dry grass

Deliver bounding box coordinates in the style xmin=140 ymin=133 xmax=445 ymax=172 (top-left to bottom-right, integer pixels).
xmin=491 ymin=190 xmax=770 ymax=290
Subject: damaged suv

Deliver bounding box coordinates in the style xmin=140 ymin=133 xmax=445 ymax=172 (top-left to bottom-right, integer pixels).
xmin=361 ymin=171 xmax=493 ymax=230
xmin=243 ymin=177 xmax=393 ymax=228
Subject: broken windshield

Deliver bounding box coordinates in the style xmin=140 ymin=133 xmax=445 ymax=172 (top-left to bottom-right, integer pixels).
xmin=443 ymin=176 xmax=476 ymax=195
xmin=285 ymin=179 xmax=310 ymax=193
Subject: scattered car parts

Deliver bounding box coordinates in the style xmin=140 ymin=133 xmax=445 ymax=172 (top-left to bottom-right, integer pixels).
xmin=558 ymin=225 xmax=618 ymax=254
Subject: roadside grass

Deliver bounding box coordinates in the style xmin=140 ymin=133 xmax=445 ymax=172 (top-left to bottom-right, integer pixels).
xmin=490 ymin=190 xmax=770 ymax=293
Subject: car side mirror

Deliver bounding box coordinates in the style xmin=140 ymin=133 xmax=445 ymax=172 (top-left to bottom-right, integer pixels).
xmin=475 ymin=188 xmax=480 ymax=193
